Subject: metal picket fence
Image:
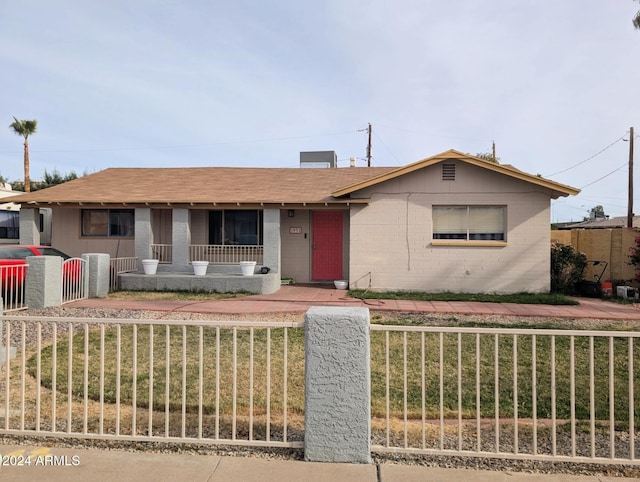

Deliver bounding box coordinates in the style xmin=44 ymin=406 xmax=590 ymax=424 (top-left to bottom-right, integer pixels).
xmin=370 ymin=324 xmax=640 ymax=466
xmin=0 ymin=264 xmax=27 ymax=312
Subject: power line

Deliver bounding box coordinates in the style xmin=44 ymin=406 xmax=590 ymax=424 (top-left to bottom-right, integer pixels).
xmin=372 ymin=129 xmax=402 ymax=164
xmin=545 ymin=134 xmax=626 ymax=177
xmin=579 ymin=162 xmax=628 ymax=189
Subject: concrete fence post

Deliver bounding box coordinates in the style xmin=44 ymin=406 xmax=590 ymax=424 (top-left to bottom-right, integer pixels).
xmin=83 ymin=253 xmax=110 ymax=298
xmin=25 ymin=255 xmax=63 ymax=308
xmin=304 ymin=306 xmax=372 ymax=464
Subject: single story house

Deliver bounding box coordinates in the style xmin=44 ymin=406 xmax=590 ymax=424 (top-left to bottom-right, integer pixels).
xmin=5 ymin=149 xmax=579 ymax=294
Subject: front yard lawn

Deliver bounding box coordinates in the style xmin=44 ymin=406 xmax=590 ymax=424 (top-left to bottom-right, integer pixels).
xmin=348 ymin=290 xmax=579 ymax=305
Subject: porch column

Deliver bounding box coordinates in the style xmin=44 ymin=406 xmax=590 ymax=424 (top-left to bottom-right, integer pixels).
xmin=172 ymin=208 xmax=191 ymax=269
xmin=18 ymin=207 xmax=40 ymax=245
xmin=134 ymin=208 xmax=153 ymax=270
xmin=262 ymin=208 xmax=281 ymax=273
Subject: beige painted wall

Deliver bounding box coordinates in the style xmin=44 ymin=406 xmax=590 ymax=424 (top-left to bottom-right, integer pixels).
xmin=280 ymin=210 xmax=311 ymax=282
xmin=190 ymin=210 xmax=207 ymax=244
xmin=51 ymin=207 xmax=135 ymax=258
xmin=280 ymin=209 xmax=350 ymax=283
xmin=152 ymin=209 xmax=173 ymax=244
xmin=349 ymin=161 xmax=554 ymax=293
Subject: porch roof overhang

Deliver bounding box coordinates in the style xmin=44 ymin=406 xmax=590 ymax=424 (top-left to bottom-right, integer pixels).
xmin=23 ymin=199 xmax=372 ymax=209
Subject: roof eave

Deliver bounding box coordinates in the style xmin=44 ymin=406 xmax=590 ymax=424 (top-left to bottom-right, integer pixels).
xmin=332 ymin=149 xmax=580 ymax=198
xmin=21 ymin=199 xmax=372 ymax=208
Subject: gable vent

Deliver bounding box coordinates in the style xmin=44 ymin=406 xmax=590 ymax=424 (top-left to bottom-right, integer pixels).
xmin=442 ymin=163 xmax=456 ymax=181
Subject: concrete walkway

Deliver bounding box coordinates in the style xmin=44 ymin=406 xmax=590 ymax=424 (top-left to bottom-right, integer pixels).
xmin=67 ymin=284 xmax=640 ymax=320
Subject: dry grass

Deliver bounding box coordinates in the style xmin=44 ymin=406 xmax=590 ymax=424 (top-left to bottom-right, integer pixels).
xmin=4 ymin=311 xmax=640 ymax=449
xmin=107 ymin=290 xmax=246 ymax=301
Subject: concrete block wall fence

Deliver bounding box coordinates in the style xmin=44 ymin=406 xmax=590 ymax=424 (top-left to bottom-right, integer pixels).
xmin=24 ymin=253 xmax=110 ymax=309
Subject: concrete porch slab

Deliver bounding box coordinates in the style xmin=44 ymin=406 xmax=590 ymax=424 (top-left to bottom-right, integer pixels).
xmin=119 ymin=271 xmax=280 ymax=294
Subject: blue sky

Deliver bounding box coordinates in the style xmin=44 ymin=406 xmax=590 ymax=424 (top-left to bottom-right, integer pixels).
xmin=1 ymin=1 xmax=639 ymax=222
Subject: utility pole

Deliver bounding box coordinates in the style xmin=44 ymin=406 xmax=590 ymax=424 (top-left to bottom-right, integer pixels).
xmin=366 ymin=123 xmax=372 ymax=167
xmin=628 ymin=126 xmax=635 ymax=228
xmin=492 ymin=141 xmax=496 ymax=162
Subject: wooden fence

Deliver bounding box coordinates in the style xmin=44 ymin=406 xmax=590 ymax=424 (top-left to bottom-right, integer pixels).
xmin=551 ymin=228 xmax=639 ymax=284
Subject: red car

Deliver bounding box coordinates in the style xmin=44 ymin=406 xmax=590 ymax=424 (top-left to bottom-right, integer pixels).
xmin=0 ymin=245 xmax=79 ymax=292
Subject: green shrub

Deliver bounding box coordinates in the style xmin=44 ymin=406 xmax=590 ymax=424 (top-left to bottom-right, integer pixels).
xmin=628 ymin=235 xmax=640 ymax=283
xmin=550 ymin=243 xmax=587 ymax=294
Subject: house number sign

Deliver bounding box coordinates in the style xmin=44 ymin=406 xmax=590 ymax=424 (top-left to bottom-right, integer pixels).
xmin=289 ymin=227 xmax=302 ymax=234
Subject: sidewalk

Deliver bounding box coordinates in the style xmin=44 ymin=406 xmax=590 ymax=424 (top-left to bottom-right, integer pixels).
xmin=66 ymin=284 xmax=640 ymax=320
xmin=0 ymin=443 xmax=635 ymax=482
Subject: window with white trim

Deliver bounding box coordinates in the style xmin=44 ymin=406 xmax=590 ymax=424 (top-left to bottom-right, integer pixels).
xmin=433 ymin=206 xmax=505 ymax=241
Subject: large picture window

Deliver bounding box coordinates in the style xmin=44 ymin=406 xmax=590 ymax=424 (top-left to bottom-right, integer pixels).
xmin=82 ymin=209 xmax=134 ymax=237
xmin=433 ymin=206 xmax=505 ymax=241
xmin=208 ymin=210 xmax=263 ymax=245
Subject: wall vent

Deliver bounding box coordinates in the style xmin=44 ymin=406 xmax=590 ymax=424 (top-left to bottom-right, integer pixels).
xmin=442 ymin=163 xmax=456 ymax=181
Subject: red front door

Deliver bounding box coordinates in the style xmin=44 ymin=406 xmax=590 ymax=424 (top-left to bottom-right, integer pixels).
xmin=312 ymin=211 xmax=343 ymax=280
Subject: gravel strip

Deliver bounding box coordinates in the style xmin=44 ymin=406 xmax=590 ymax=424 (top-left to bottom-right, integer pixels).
xmin=2 ymin=306 xmax=640 ymax=477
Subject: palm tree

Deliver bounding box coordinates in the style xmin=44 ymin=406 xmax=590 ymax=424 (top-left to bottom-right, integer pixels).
xmin=9 ymin=117 xmax=37 ymax=192
xmin=634 ymin=0 xmax=640 ymax=29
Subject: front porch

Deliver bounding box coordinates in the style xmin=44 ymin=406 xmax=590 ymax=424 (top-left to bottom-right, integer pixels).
xmin=150 ymin=244 xmax=264 ymax=266
xmin=123 ymin=208 xmax=282 ymax=294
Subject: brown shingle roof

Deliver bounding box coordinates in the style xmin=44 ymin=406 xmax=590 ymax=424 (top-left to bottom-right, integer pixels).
xmin=4 ymin=166 xmax=397 ymax=207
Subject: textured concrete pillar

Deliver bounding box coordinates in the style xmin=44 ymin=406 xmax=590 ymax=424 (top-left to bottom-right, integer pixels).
xmin=18 ymin=207 xmax=40 ymax=245
xmin=83 ymin=253 xmax=110 ymax=298
xmin=304 ymin=306 xmax=371 ymax=464
xmin=25 ymin=256 xmax=62 ymax=308
xmin=172 ymin=208 xmax=191 ymax=269
xmin=135 ymin=208 xmax=153 ymax=271
xmin=262 ymin=208 xmax=281 ymax=273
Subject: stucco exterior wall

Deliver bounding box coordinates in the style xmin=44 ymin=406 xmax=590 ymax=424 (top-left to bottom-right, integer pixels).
xmin=280 ymin=209 xmax=350 ymax=284
xmin=280 ymin=210 xmax=311 ymax=282
xmin=349 ymin=161 xmax=553 ymax=293
xmin=51 ymin=208 xmax=135 ymax=258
